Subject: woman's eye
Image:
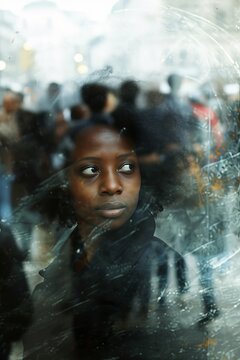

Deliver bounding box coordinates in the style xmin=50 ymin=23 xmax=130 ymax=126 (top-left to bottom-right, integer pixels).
xmin=118 ymin=163 xmax=135 ymax=174
xmin=81 ymin=166 xmax=99 ymax=176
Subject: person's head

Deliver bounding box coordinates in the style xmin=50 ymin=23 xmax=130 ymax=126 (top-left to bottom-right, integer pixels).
xmin=55 ymin=112 xmax=69 ymax=143
xmin=70 ymin=104 xmax=89 ymax=121
xmin=81 ymin=83 xmax=117 ymax=114
xmin=2 ymin=92 xmax=20 ymax=114
xmin=68 ymin=115 xmax=141 ymax=237
xmin=119 ymin=80 xmax=140 ymax=106
xmin=47 ymin=82 xmax=61 ymax=100
xmin=167 ymin=74 xmax=182 ymax=95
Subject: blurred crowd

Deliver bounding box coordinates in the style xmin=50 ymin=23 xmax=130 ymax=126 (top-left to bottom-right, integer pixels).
xmin=0 ymin=74 xmax=239 ymax=219
xmin=0 ymin=74 xmax=240 ymax=358
xmin=0 ymin=75 xmax=239 ymax=220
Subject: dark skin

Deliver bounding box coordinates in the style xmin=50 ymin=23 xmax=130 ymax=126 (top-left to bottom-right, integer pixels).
xmin=68 ymin=125 xmax=141 ymax=243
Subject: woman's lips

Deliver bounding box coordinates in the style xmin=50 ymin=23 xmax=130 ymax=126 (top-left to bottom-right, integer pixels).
xmin=96 ymin=203 xmax=126 ymax=218
xmin=97 ymin=208 xmax=126 ymax=218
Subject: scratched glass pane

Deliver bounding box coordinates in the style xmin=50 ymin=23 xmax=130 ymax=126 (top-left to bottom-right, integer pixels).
xmin=0 ymin=1 xmax=239 ymax=359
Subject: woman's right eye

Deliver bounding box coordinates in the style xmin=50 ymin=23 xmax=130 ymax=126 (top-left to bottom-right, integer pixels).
xmin=81 ymin=166 xmax=99 ymax=177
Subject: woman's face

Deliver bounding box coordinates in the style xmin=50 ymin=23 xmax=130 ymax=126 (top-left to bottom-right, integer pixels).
xmin=68 ymin=125 xmax=141 ymax=237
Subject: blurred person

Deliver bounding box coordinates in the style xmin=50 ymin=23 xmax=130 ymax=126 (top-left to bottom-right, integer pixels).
xmin=15 ymin=92 xmax=24 ymax=110
xmin=36 ymin=83 xmax=63 ymax=139
xmin=81 ymin=82 xmax=118 ymax=115
xmin=55 ymin=112 xmax=69 ymax=143
xmin=163 ymin=73 xmax=196 ymax=152
xmin=167 ymin=73 xmax=182 ymax=94
xmin=49 ymin=112 xmax=72 ymax=171
xmin=112 ymin=80 xmax=143 ymax=150
xmin=134 ymin=75 xmax=198 ymax=306
xmin=226 ymin=98 xmax=240 ymax=153
xmin=119 ymin=79 xmax=140 ymax=108
xmin=0 ymin=92 xmax=53 ymax=220
xmin=8 ymin=110 xmax=57 ymax=254
xmin=200 ymin=81 xmax=228 ymax=127
xmin=145 ymin=89 xmax=166 ymax=108
xmin=139 ymin=74 xmax=194 ymax=160
xmin=156 ymin=152 xmax=224 ymax=326
xmin=151 ymin=81 xmax=225 ymax=323
xmin=0 ymin=91 xmax=21 ymax=220
xmin=146 ymin=79 xmax=223 ymax=323
xmin=38 ymin=82 xmax=62 ymax=116
xmin=189 ymin=89 xmax=225 ymax=158
xmin=181 ymin=155 xmax=223 ymax=326
xmin=10 ymin=110 xmax=54 ymax=201
xmin=113 ymin=80 xmax=142 ymax=141
xmin=142 ymin=80 xmax=228 ymax=326
xmin=0 ymin=91 xmax=52 ymax=195
xmin=0 ymin=222 xmax=33 ymax=359
xmin=47 ymin=82 xmax=62 ymax=111
xmin=23 ymin=113 xmax=170 ymax=360
xmin=70 ymin=104 xmax=89 ymax=122
xmin=0 ymin=91 xmax=21 ymax=144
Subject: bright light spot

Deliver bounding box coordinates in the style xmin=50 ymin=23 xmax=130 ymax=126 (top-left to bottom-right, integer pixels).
xmin=77 ymin=64 xmax=88 ymax=75
xmin=224 ymin=83 xmax=239 ymax=95
xmin=23 ymin=42 xmax=32 ymax=51
xmin=0 ymin=60 xmax=6 ymax=71
xmin=74 ymin=53 xmax=84 ymax=63
xmin=0 ymin=0 xmax=22 ymax=14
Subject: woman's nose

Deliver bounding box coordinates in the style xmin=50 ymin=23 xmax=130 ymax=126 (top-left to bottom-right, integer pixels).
xmin=99 ymin=169 xmax=123 ymax=195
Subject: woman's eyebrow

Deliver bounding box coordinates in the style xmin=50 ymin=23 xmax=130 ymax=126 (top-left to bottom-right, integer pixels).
xmin=74 ymin=156 xmax=100 ymax=162
xmin=117 ymin=151 xmax=136 ymax=159
xmin=73 ymin=153 xmax=136 ymax=163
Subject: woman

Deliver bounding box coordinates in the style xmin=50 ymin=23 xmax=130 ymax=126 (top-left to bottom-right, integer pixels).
xmin=23 ymin=114 xmax=168 ymax=359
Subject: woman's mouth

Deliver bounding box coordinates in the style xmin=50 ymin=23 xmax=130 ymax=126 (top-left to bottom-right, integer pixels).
xmin=96 ymin=203 xmax=127 ymax=218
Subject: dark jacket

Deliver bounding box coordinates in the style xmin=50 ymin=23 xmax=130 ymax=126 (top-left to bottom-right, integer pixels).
xmin=0 ymin=223 xmax=33 ymax=360
xmin=23 ymin=210 xmax=168 ymax=359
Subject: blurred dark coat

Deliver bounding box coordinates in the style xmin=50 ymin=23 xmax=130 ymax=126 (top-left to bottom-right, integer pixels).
xmin=0 ymin=223 xmax=33 ymax=360
xmin=23 ymin=211 xmax=168 ymax=360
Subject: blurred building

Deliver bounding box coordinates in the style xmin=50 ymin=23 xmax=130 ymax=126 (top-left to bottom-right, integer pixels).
xmin=19 ymin=0 xmax=103 ymax=84
xmin=20 ymin=1 xmax=79 ymax=83
xmin=0 ymin=10 xmax=24 ymax=91
xmin=0 ymin=0 xmax=240 ymax=90
xmin=86 ymin=0 xmax=240 ymax=85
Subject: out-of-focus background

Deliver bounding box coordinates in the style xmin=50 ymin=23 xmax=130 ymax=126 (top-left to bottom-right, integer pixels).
xmin=0 ymin=0 xmax=240 ymax=104
xmin=1 ymin=1 xmax=240 ymax=359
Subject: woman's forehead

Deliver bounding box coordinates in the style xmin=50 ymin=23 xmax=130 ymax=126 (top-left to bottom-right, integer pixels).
xmin=72 ymin=126 xmax=135 ymax=162
xmin=72 ymin=125 xmax=136 ymax=158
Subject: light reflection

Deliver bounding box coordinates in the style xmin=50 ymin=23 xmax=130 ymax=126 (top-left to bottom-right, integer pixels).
xmin=23 ymin=42 xmax=33 ymax=51
xmin=0 ymin=60 xmax=7 ymax=71
xmin=74 ymin=53 xmax=84 ymax=63
xmin=77 ymin=63 xmax=88 ymax=74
